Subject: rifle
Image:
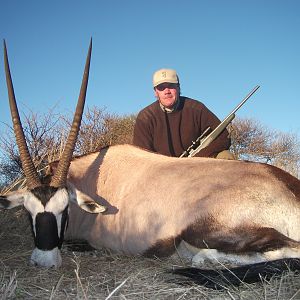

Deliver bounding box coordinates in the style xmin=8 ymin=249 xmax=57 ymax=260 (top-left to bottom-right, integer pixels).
xmin=180 ymin=85 xmax=260 ymax=158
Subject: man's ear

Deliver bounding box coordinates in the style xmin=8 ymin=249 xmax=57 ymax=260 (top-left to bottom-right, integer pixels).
xmin=0 ymin=189 xmax=26 ymax=209
xmin=67 ymin=183 xmax=107 ymax=214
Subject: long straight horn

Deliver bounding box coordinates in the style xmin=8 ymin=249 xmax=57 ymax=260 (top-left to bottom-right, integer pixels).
xmin=4 ymin=40 xmax=41 ymax=190
xmin=50 ymin=39 xmax=92 ymax=188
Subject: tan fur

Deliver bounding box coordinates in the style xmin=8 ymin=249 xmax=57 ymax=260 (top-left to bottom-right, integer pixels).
xmin=64 ymin=144 xmax=300 ymax=258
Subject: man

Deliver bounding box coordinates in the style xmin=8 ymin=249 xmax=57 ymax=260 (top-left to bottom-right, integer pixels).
xmin=133 ymin=68 xmax=233 ymax=159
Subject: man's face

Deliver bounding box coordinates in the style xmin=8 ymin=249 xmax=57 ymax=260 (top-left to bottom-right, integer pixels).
xmin=154 ymin=83 xmax=179 ymax=109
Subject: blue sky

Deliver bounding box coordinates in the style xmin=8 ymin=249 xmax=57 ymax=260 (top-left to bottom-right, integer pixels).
xmin=0 ymin=0 xmax=299 ymax=138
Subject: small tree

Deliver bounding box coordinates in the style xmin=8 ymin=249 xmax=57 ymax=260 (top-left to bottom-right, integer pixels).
xmin=0 ymin=107 xmax=62 ymax=187
xmin=230 ymin=118 xmax=300 ymax=177
xmin=0 ymin=106 xmax=136 ymax=188
xmin=63 ymin=106 xmax=136 ymax=155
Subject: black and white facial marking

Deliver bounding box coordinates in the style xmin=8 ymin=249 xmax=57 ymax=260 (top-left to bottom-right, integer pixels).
xmin=24 ymin=186 xmax=69 ymax=268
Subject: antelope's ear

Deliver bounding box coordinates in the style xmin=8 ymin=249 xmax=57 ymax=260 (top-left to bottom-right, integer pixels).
xmin=67 ymin=183 xmax=107 ymax=214
xmin=0 ymin=189 xmax=26 ymax=209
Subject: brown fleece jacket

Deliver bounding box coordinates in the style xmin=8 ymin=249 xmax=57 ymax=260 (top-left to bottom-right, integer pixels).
xmin=133 ymin=97 xmax=231 ymax=157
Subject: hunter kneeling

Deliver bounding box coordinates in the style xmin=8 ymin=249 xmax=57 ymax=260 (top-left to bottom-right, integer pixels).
xmin=133 ymin=68 xmax=234 ymax=160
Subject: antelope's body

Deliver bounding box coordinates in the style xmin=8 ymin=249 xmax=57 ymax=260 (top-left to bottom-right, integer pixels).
xmin=64 ymin=144 xmax=300 ymax=266
xmin=2 ymin=40 xmax=300 ymax=280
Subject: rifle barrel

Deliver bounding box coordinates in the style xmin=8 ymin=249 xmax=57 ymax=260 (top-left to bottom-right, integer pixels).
xmin=228 ymin=85 xmax=260 ymax=117
xmin=183 ymin=85 xmax=260 ymax=158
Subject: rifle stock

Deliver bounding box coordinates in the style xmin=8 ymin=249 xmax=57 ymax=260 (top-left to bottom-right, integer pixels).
xmin=180 ymin=85 xmax=260 ymax=158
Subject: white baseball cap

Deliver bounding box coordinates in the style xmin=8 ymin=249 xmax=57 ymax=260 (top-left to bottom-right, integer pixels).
xmin=152 ymin=68 xmax=179 ymax=87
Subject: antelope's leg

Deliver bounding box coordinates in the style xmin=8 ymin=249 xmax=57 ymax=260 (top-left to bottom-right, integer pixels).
xmin=181 ymin=226 xmax=300 ymax=266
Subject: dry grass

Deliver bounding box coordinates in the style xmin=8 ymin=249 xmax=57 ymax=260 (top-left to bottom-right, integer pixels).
xmin=1 ymin=207 xmax=300 ymax=300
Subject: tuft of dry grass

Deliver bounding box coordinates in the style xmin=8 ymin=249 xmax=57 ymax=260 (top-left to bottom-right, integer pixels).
xmin=1 ymin=207 xmax=300 ymax=299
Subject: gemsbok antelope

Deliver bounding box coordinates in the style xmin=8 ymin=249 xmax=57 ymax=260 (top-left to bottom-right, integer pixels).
xmin=1 ymin=40 xmax=300 ymax=287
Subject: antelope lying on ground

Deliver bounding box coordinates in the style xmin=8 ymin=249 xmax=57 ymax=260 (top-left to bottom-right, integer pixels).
xmin=1 ymin=41 xmax=300 ymax=287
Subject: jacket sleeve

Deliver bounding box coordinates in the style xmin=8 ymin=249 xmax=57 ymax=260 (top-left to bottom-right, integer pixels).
xmin=132 ymin=113 xmax=155 ymax=152
xmin=195 ymin=105 xmax=231 ymax=158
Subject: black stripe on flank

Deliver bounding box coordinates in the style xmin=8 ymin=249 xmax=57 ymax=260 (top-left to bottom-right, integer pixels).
xmin=181 ymin=217 xmax=300 ymax=253
xmin=143 ymin=237 xmax=181 ymax=257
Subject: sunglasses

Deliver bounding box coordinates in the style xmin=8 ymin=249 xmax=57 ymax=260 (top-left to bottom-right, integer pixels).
xmin=155 ymin=83 xmax=178 ymax=91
